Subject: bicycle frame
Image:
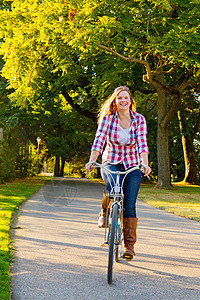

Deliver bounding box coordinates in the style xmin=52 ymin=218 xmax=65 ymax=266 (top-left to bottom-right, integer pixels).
xmin=92 ymin=161 xmax=143 ymax=247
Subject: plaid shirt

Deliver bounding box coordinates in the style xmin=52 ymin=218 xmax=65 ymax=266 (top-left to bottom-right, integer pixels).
xmin=91 ymin=110 xmax=149 ymax=169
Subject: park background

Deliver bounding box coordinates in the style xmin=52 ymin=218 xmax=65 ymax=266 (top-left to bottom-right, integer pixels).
xmin=0 ymin=1 xmax=200 ymax=299
xmin=0 ymin=0 xmax=199 ymax=187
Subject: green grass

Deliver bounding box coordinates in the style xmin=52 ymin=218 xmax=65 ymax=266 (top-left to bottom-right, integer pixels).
xmin=138 ymin=182 xmax=200 ymax=222
xmin=0 ymin=176 xmax=51 ymax=300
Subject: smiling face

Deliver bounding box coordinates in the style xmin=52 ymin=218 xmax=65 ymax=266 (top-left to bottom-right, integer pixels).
xmin=115 ymin=91 xmax=131 ymax=112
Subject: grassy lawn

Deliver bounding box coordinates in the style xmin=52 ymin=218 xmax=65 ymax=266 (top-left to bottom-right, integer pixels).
xmin=138 ymin=182 xmax=200 ymax=222
xmin=0 ymin=176 xmax=51 ymax=300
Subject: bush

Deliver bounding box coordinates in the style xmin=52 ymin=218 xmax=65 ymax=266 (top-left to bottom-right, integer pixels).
xmin=0 ymin=141 xmax=17 ymax=183
xmin=0 ymin=140 xmax=40 ymax=183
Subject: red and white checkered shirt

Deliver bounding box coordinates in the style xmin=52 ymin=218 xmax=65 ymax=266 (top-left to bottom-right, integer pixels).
xmin=91 ymin=110 xmax=149 ymax=169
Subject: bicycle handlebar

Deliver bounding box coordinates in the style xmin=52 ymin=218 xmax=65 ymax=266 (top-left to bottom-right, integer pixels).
xmin=91 ymin=161 xmax=145 ymax=176
xmin=91 ymin=161 xmax=148 ymax=196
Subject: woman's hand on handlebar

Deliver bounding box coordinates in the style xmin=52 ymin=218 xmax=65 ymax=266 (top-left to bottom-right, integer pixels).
xmin=85 ymin=161 xmax=94 ymax=174
xmin=142 ymin=165 xmax=151 ymax=177
xmin=86 ymin=151 xmax=100 ymax=174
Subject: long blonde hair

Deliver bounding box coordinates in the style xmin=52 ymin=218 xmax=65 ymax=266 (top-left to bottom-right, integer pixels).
xmin=97 ymin=86 xmax=136 ymax=123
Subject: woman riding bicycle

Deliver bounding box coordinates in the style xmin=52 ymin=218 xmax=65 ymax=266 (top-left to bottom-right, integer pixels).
xmin=85 ymin=86 xmax=151 ymax=260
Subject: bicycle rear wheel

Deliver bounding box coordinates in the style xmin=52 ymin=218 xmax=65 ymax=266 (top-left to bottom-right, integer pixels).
xmin=107 ymin=203 xmax=118 ymax=284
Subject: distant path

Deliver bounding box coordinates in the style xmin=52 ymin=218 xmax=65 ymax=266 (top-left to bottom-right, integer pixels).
xmin=10 ymin=178 xmax=200 ymax=300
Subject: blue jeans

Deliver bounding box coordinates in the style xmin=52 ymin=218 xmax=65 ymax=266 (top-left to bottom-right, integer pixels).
xmin=101 ymin=163 xmax=141 ymax=218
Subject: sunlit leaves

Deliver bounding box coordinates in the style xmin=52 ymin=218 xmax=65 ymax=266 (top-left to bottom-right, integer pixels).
xmin=66 ymin=0 xmax=200 ymax=69
xmin=0 ymin=0 xmax=199 ymax=108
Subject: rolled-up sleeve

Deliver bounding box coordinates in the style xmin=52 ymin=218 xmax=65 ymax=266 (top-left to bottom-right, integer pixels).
xmin=91 ymin=115 xmax=109 ymax=154
xmin=136 ymin=115 xmax=149 ymax=154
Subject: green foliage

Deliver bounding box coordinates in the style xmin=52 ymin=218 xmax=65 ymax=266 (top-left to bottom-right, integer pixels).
xmin=0 ymin=0 xmax=160 ymax=107
xmin=0 ymin=138 xmax=40 ymax=183
xmin=66 ymin=0 xmax=200 ymax=67
xmin=1 ymin=0 xmax=199 ymax=120
xmin=31 ymin=94 xmax=96 ymax=165
xmin=0 ymin=0 xmax=199 ymax=185
xmin=0 ymin=96 xmax=44 ymax=182
xmin=15 ymin=153 xmax=39 ymax=178
xmin=178 ymin=92 xmax=200 ymax=136
xmin=0 ymin=141 xmax=17 ymax=183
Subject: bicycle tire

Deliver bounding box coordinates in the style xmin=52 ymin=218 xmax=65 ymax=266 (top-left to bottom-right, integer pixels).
xmin=107 ymin=203 xmax=118 ymax=284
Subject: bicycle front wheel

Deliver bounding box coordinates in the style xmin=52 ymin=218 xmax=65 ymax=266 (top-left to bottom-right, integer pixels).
xmin=107 ymin=203 xmax=118 ymax=284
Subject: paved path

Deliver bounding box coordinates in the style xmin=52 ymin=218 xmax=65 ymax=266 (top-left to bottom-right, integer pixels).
xmin=10 ymin=178 xmax=200 ymax=300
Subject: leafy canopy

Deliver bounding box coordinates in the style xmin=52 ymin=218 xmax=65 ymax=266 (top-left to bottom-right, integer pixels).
xmin=1 ymin=0 xmax=199 ymax=108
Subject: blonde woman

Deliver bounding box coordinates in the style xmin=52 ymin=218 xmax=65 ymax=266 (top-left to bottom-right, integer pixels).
xmin=86 ymin=86 xmax=151 ymax=260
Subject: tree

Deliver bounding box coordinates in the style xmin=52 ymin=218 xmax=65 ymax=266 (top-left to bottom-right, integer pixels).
xmin=0 ymin=0 xmax=98 ymax=177
xmin=0 ymin=0 xmax=154 ymax=176
xmin=0 ymin=0 xmax=156 ymax=120
xmin=0 ymin=50 xmax=41 ymax=181
xmin=63 ymin=0 xmax=200 ymax=187
xmin=0 ymin=0 xmax=98 ymax=120
xmin=34 ymin=95 xmax=96 ymax=176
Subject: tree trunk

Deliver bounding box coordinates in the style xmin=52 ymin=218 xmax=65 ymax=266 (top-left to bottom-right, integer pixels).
xmin=178 ymin=111 xmax=197 ymax=184
xmin=60 ymin=157 xmax=66 ymax=177
xmin=157 ymin=113 xmax=171 ymax=188
xmin=54 ymin=156 xmax=60 ymax=177
xmin=177 ymin=111 xmax=198 ymax=184
xmin=156 ymin=67 xmax=171 ymax=188
xmin=182 ymin=135 xmax=198 ymax=184
xmin=0 ymin=128 xmax=3 ymax=153
xmin=0 ymin=128 xmax=3 ymax=141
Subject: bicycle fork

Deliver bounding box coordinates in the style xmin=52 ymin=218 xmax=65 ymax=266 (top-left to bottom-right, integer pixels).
xmin=105 ymin=199 xmax=123 ymax=247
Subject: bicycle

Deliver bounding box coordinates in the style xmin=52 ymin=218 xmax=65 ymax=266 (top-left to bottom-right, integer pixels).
xmin=91 ymin=161 xmax=145 ymax=284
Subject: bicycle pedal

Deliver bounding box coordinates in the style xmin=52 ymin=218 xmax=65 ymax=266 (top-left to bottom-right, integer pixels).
xmin=100 ymin=243 xmax=106 ymax=247
xmin=122 ymin=254 xmax=133 ymax=260
xmin=126 ymin=258 xmax=132 ymax=261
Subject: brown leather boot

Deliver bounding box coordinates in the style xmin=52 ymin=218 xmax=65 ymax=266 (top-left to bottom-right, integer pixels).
xmin=122 ymin=217 xmax=138 ymax=260
xmin=98 ymin=192 xmax=112 ymax=228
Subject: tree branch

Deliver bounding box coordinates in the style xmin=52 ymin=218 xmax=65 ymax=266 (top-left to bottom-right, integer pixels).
xmin=96 ymin=43 xmax=172 ymax=94
xmin=61 ymin=87 xmax=97 ymax=122
xmin=162 ymin=63 xmax=181 ymax=74
xmin=96 ymin=43 xmax=153 ymax=83
xmin=175 ymin=69 xmax=196 ymax=93
xmin=143 ymin=75 xmax=170 ymax=94
xmin=162 ymin=93 xmax=181 ymax=128
xmin=136 ymin=87 xmax=156 ymax=94
xmin=191 ymin=115 xmax=200 ymax=139
xmin=187 ymin=81 xmax=200 ymax=89
xmin=95 ymin=44 xmax=198 ymax=99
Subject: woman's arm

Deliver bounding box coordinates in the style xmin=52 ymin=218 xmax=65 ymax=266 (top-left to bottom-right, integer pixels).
xmin=91 ymin=115 xmax=109 ymax=154
xmin=86 ymin=115 xmax=110 ymax=174
xmin=140 ymin=152 xmax=148 ymax=165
